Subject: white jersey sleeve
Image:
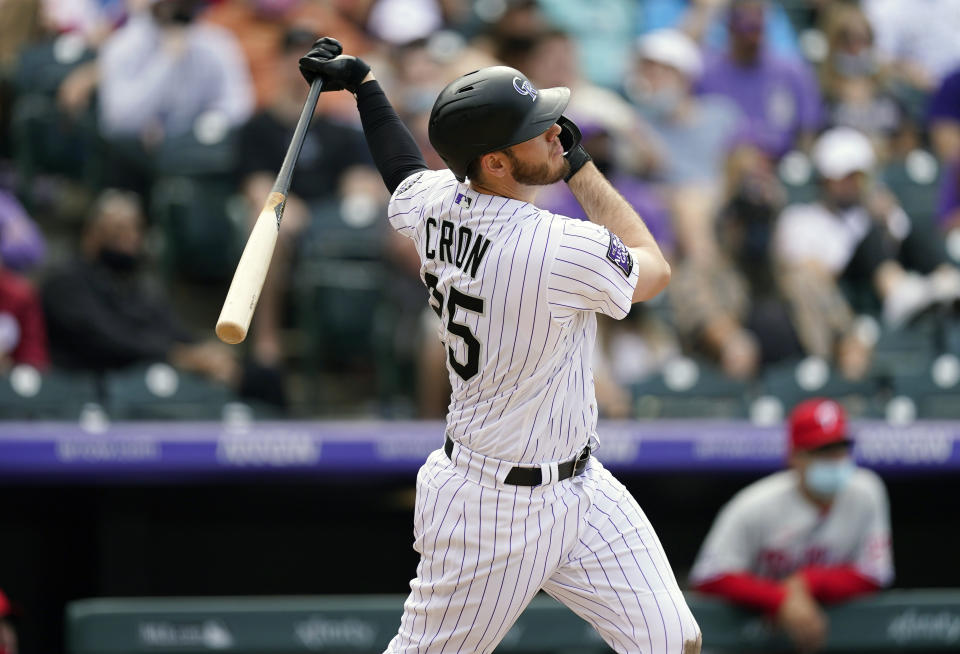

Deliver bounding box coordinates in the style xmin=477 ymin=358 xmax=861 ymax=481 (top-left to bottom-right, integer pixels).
xmin=851 ymin=470 xmax=894 ymax=586
xmin=387 ymin=169 xmax=455 ymax=238
xmin=547 ymin=218 xmax=640 ymax=322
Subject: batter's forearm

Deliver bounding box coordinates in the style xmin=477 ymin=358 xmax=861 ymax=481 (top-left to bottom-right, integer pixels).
xmin=568 ymin=163 xmax=670 ymax=301
xmin=567 ymin=162 xmax=660 ymax=251
xmin=354 ymin=78 xmax=429 ymax=194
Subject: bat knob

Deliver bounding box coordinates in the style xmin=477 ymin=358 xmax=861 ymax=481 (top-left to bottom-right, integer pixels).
xmin=216 ymin=321 xmax=247 ymax=345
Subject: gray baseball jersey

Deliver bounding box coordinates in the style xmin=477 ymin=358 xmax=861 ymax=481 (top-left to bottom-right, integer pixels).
xmin=690 ymin=467 xmax=894 ymax=585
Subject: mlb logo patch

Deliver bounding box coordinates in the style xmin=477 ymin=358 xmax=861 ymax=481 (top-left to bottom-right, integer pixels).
xmin=607 ymin=233 xmax=633 ymax=277
xmin=455 ymin=193 xmax=473 ymax=208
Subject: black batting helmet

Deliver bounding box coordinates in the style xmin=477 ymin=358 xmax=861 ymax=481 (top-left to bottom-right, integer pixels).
xmin=428 ymin=66 xmax=571 ymax=181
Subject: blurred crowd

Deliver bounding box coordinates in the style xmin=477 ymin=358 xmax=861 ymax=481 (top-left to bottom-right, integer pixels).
xmin=2 ymin=0 xmax=960 ymax=419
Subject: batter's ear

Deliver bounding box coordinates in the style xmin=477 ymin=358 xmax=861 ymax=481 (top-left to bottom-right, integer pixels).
xmin=479 ymin=151 xmax=509 ymax=179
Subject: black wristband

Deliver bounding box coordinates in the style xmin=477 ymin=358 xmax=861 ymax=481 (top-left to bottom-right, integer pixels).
xmin=343 ymin=58 xmax=371 ymax=94
xmin=564 ymin=146 xmax=592 ymax=182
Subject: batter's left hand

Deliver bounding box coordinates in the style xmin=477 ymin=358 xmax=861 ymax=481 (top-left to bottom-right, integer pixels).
xmin=299 ymin=38 xmax=370 ymax=93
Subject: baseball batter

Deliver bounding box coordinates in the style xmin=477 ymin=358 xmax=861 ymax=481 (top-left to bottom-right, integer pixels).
xmin=299 ymin=38 xmax=701 ymax=654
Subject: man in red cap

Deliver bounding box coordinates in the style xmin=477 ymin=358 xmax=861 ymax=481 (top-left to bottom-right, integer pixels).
xmin=0 ymin=588 xmax=18 ymax=654
xmin=689 ymin=398 xmax=893 ymax=653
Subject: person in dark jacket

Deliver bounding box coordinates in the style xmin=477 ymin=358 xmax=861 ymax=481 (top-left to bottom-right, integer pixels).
xmin=42 ymin=189 xmax=238 ymax=384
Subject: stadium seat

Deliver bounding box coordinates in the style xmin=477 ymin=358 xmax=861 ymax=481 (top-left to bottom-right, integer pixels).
xmin=880 ymin=150 xmax=941 ymax=229
xmin=151 ymin=176 xmax=242 ymax=282
xmin=293 ymin=258 xmax=388 ymax=369
xmin=759 ymin=357 xmax=883 ymax=418
xmin=0 ymin=367 xmax=100 ymax=419
xmin=871 ymin=321 xmax=938 ymax=379
xmin=630 ymin=357 xmax=751 ymax=419
xmin=152 ymin=126 xmax=240 ymax=178
xmin=778 ymin=150 xmax=818 ymax=205
xmin=9 ymin=93 xmax=99 ymax=206
xmin=102 ymin=364 xmax=241 ymax=420
xmin=9 ymin=38 xmax=100 ymax=204
xmin=301 ymin=197 xmax=388 ymax=261
xmin=293 ymin=198 xmax=396 ymax=392
xmin=888 ymin=352 xmax=960 ymax=419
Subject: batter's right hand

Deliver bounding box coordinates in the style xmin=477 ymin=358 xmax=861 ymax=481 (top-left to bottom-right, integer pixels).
xmin=557 ymin=116 xmax=592 ymax=182
xmin=299 ymin=38 xmax=370 ymax=93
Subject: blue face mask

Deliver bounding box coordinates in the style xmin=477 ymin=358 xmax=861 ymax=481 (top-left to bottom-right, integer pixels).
xmin=639 ymin=86 xmax=683 ymax=120
xmin=805 ymin=458 xmax=855 ymax=498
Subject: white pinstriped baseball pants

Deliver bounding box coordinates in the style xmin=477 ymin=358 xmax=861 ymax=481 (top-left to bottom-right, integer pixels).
xmin=385 ymin=441 xmax=701 ymax=654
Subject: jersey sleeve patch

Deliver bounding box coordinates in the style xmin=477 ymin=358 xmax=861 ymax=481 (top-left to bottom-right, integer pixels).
xmin=606 ymin=233 xmax=633 ymax=277
xmin=394 ymin=171 xmax=425 ymax=197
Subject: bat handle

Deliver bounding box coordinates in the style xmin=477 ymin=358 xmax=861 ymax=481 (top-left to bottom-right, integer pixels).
xmin=273 ymin=77 xmax=324 ymax=196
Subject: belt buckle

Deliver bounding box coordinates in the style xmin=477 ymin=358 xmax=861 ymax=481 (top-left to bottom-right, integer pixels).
xmin=573 ymin=444 xmax=591 ymax=476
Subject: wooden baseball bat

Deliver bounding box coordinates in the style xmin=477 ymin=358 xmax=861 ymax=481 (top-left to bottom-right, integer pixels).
xmin=216 ymin=78 xmax=324 ymax=344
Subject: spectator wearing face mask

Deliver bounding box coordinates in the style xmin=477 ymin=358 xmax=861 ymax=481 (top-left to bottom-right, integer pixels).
xmin=638 ymin=0 xmax=803 ymax=61
xmin=629 ymin=28 xmax=743 ymax=260
xmin=96 ymin=0 xmax=254 ymax=193
xmin=696 ymin=0 xmax=822 ymax=156
xmin=670 ymin=133 xmax=874 ymax=381
xmin=819 ymin=2 xmax=905 ymax=147
xmin=40 ymin=189 xmax=241 ymax=387
xmin=690 ymin=398 xmax=894 ymax=654
xmin=632 ymin=29 xmax=743 ymax=188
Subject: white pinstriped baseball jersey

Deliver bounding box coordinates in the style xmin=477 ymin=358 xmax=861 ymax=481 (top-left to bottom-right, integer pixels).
xmin=389 ymin=169 xmax=639 ymax=464
xmin=385 ymin=168 xmax=700 ymax=654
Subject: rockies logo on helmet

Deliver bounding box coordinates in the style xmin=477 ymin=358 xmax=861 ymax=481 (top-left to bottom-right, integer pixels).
xmin=512 ymin=76 xmax=538 ymax=101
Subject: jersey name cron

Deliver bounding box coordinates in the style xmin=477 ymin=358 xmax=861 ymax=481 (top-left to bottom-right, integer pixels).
xmin=424 ymin=217 xmax=491 ymax=278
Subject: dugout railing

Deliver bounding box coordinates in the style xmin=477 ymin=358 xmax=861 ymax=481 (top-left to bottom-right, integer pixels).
xmin=67 ymin=590 xmax=960 ymax=653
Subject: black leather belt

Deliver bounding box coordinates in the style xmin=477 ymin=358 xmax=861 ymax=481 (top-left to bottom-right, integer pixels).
xmin=444 ymin=435 xmax=591 ymax=486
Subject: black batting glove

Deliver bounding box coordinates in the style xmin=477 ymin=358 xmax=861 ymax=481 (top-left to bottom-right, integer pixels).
xmin=557 ymin=115 xmax=592 ymax=182
xmin=299 ymin=37 xmax=370 ymax=93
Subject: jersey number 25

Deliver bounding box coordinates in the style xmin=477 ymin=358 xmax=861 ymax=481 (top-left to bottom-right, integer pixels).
xmin=424 ymin=272 xmax=485 ymax=382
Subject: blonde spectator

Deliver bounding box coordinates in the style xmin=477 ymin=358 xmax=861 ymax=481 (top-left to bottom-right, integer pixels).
xmin=630 ymin=29 xmax=742 ymax=260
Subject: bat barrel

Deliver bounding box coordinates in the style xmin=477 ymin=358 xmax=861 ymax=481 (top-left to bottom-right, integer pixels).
xmin=215 ymin=194 xmax=285 ymax=344
xmin=216 ymin=321 xmax=246 ymax=345
xmin=215 ymin=78 xmax=323 ymax=345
